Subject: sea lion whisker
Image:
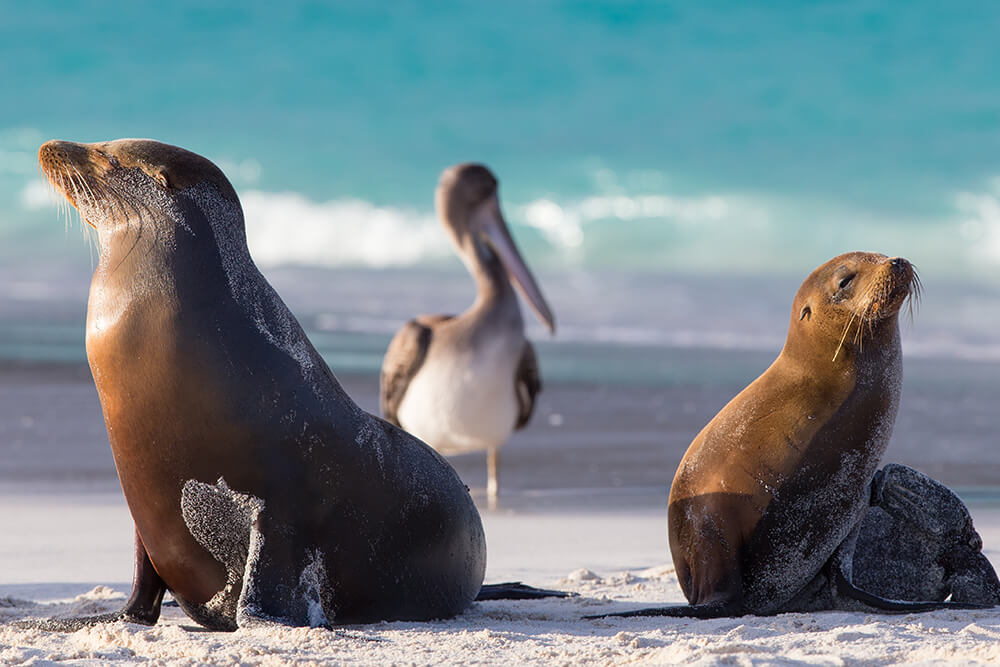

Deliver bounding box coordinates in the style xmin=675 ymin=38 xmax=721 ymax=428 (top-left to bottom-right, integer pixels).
xmin=70 ymin=164 xmax=98 ymax=209
xmin=66 ymin=172 xmax=87 ymax=231
xmin=833 ymin=312 xmax=857 ymax=362
xmin=98 ymin=180 xmax=148 ymax=273
xmin=906 ymin=271 xmax=922 ymax=326
xmin=54 ymin=169 xmax=74 ymax=232
xmin=36 ymin=162 xmax=68 ymax=227
xmin=70 ymin=172 xmax=98 ymax=230
xmin=107 ymin=181 xmax=134 ymax=226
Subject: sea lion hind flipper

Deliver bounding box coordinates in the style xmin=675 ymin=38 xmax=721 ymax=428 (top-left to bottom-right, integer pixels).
xmin=14 ymin=610 xmax=156 ymax=632
xmin=949 ymin=552 xmax=1000 ymax=606
xmin=862 ymin=464 xmax=1000 ymax=605
xmin=584 ymin=600 xmax=737 ymax=619
xmin=834 ymin=567 xmax=991 ymax=612
xmin=869 ymin=464 xmax=964 ymax=537
xmin=832 ymin=521 xmax=989 ymax=612
xmin=834 ymin=538 xmax=992 ymax=612
xmin=16 ymin=528 xmax=166 ymax=632
xmin=476 ymin=582 xmax=574 ymax=600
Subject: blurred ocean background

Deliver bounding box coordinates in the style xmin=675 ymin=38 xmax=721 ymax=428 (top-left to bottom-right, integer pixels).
xmin=2 ymin=1 xmax=1000 ymax=492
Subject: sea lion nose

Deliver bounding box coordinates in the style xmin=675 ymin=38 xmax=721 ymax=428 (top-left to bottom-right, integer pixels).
xmin=889 ymin=257 xmax=909 ymax=271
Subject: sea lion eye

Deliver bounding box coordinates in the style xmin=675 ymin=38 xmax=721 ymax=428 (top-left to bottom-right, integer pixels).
xmin=838 ymin=274 xmax=855 ymax=290
xmin=154 ymin=170 xmax=171 ymax=189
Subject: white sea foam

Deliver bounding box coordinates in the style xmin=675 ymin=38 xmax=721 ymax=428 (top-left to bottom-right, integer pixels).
xmin=236 ymin=186 xmax=773 ymax=270
xmin=19 ymin=179 xmax=59 ymax=210
xmin=19 ymin=163 xmax=1000 ymax=284
xmin=517 ymin=192 xmax=766 ymax=253
xmin=955 ymin=179 xmax=1000 ymax=263
xmin=240 ymin=190 xmax=451 ymax=267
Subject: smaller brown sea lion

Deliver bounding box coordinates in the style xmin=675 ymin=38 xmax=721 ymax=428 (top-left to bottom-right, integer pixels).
xmin=592 ymin=251 xmax=990 ymax=618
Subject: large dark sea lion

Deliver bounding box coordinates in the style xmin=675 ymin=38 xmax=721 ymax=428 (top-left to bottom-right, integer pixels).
xmin=32 ymin=138 xmax=496 ymax=630
xmin=594 ymin=251 xmax=990 ymax=618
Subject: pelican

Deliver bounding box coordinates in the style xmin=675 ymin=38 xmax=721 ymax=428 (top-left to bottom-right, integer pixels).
xmin=380 ymin=164 xmax=555 ymax=505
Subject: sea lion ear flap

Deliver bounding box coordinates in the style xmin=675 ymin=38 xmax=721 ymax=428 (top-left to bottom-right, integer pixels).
xmin=154 ymin=169 xmax=171 ymax=189
xmin=800 ymin=305 xmax=812 ymax=321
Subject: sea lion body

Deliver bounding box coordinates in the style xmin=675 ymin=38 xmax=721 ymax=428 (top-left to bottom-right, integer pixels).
xmin=40 ymin=139 xmax=486 ymax=628
xmin=668 ymin=252 xmax=909 ymax=614
xmin=590 ymin=251 xmax=990 ymax=619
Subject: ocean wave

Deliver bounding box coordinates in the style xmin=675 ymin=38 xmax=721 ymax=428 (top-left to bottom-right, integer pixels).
xmin=954 ymin=177 xmax=1000 ymax=263
xmin=20 ymin=179 xmax=58 ymax=210
xmin=16 ymin=167 xmax=1000 ymax=281
xmin=241 ymin=190 xmax=451 ymax=268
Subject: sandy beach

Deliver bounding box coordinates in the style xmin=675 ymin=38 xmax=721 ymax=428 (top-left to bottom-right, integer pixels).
xmin=2 ymin=362 xmax=1000 ymax=664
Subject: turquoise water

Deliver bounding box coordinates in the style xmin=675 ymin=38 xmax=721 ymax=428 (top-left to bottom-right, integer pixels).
xmin=4 ymin=3 xmax=1000 ymax=491
xmin=3 ymin=1 xmax=1000 ymax=278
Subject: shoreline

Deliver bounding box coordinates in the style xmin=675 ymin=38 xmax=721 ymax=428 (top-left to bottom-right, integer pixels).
xmin=4 ymin=357 xmax=1000 ymax=491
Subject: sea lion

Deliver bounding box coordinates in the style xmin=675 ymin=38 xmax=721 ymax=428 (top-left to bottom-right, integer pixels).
xmin=381 ymin=164 xmax=555 ymax=505
xmin=593 ymin=251 xmax=987 ymax=618
xmin=31 ymin=138 xmax=509 ymax=631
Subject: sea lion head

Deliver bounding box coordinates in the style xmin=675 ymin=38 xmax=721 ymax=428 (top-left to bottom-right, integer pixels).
xmin=38 ymin=138 xmax=241 ymax=247
xmin=39 ymin=138 xmax=258 ymax=353
xmin=788 ymin=251 xmax=918 ymax=362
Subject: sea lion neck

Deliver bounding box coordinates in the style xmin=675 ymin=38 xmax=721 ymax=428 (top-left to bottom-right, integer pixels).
xmin=87 ymin=184 xmax=251 ymax=346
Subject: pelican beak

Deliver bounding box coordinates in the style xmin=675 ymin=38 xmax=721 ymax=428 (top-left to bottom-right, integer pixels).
xmin=474 ymin=195 xmax=556 ymax=333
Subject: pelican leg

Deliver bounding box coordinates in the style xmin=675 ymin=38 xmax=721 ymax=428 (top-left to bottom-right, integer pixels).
xmin=487 ymin=446 xmax=499 ymax=508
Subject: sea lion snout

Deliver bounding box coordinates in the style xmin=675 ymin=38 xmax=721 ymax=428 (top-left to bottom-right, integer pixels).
xmin=39 ymin=140 xmax=113 ymax=173
xmin=887 ymin=256 xmax=913 ymax=280
xmin=39 ymin=139 xmax=82 ymax=164
xmin=869 ymin=255 xmax=916 ymax=316
xmin=38 ymin=140 xmax=113 ymax=214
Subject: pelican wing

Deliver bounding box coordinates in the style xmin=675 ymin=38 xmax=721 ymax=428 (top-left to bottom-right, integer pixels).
xmin=514 ymin=340 xmax=542 ymax=429
xmin=380 ymin=315 xmax=453 ymax=426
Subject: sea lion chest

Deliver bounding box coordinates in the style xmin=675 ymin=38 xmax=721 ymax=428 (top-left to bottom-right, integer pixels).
xmin=86 ymin=279 xmax=271 ymax=602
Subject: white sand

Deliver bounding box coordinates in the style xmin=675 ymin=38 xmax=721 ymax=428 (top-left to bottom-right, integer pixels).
xmin=2 ymin=490 xmax=1000 ymax=665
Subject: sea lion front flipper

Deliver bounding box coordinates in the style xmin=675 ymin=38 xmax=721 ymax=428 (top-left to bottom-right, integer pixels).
xmin=476 ymin=582 xmax=573 ymax=600
xmin=235 ymin=511 xmax=331 ymax=629
xmin=17 ymin=527 xmax=166 ymax=631
xmin=181 ymin=479 xmax=332 ymax=629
